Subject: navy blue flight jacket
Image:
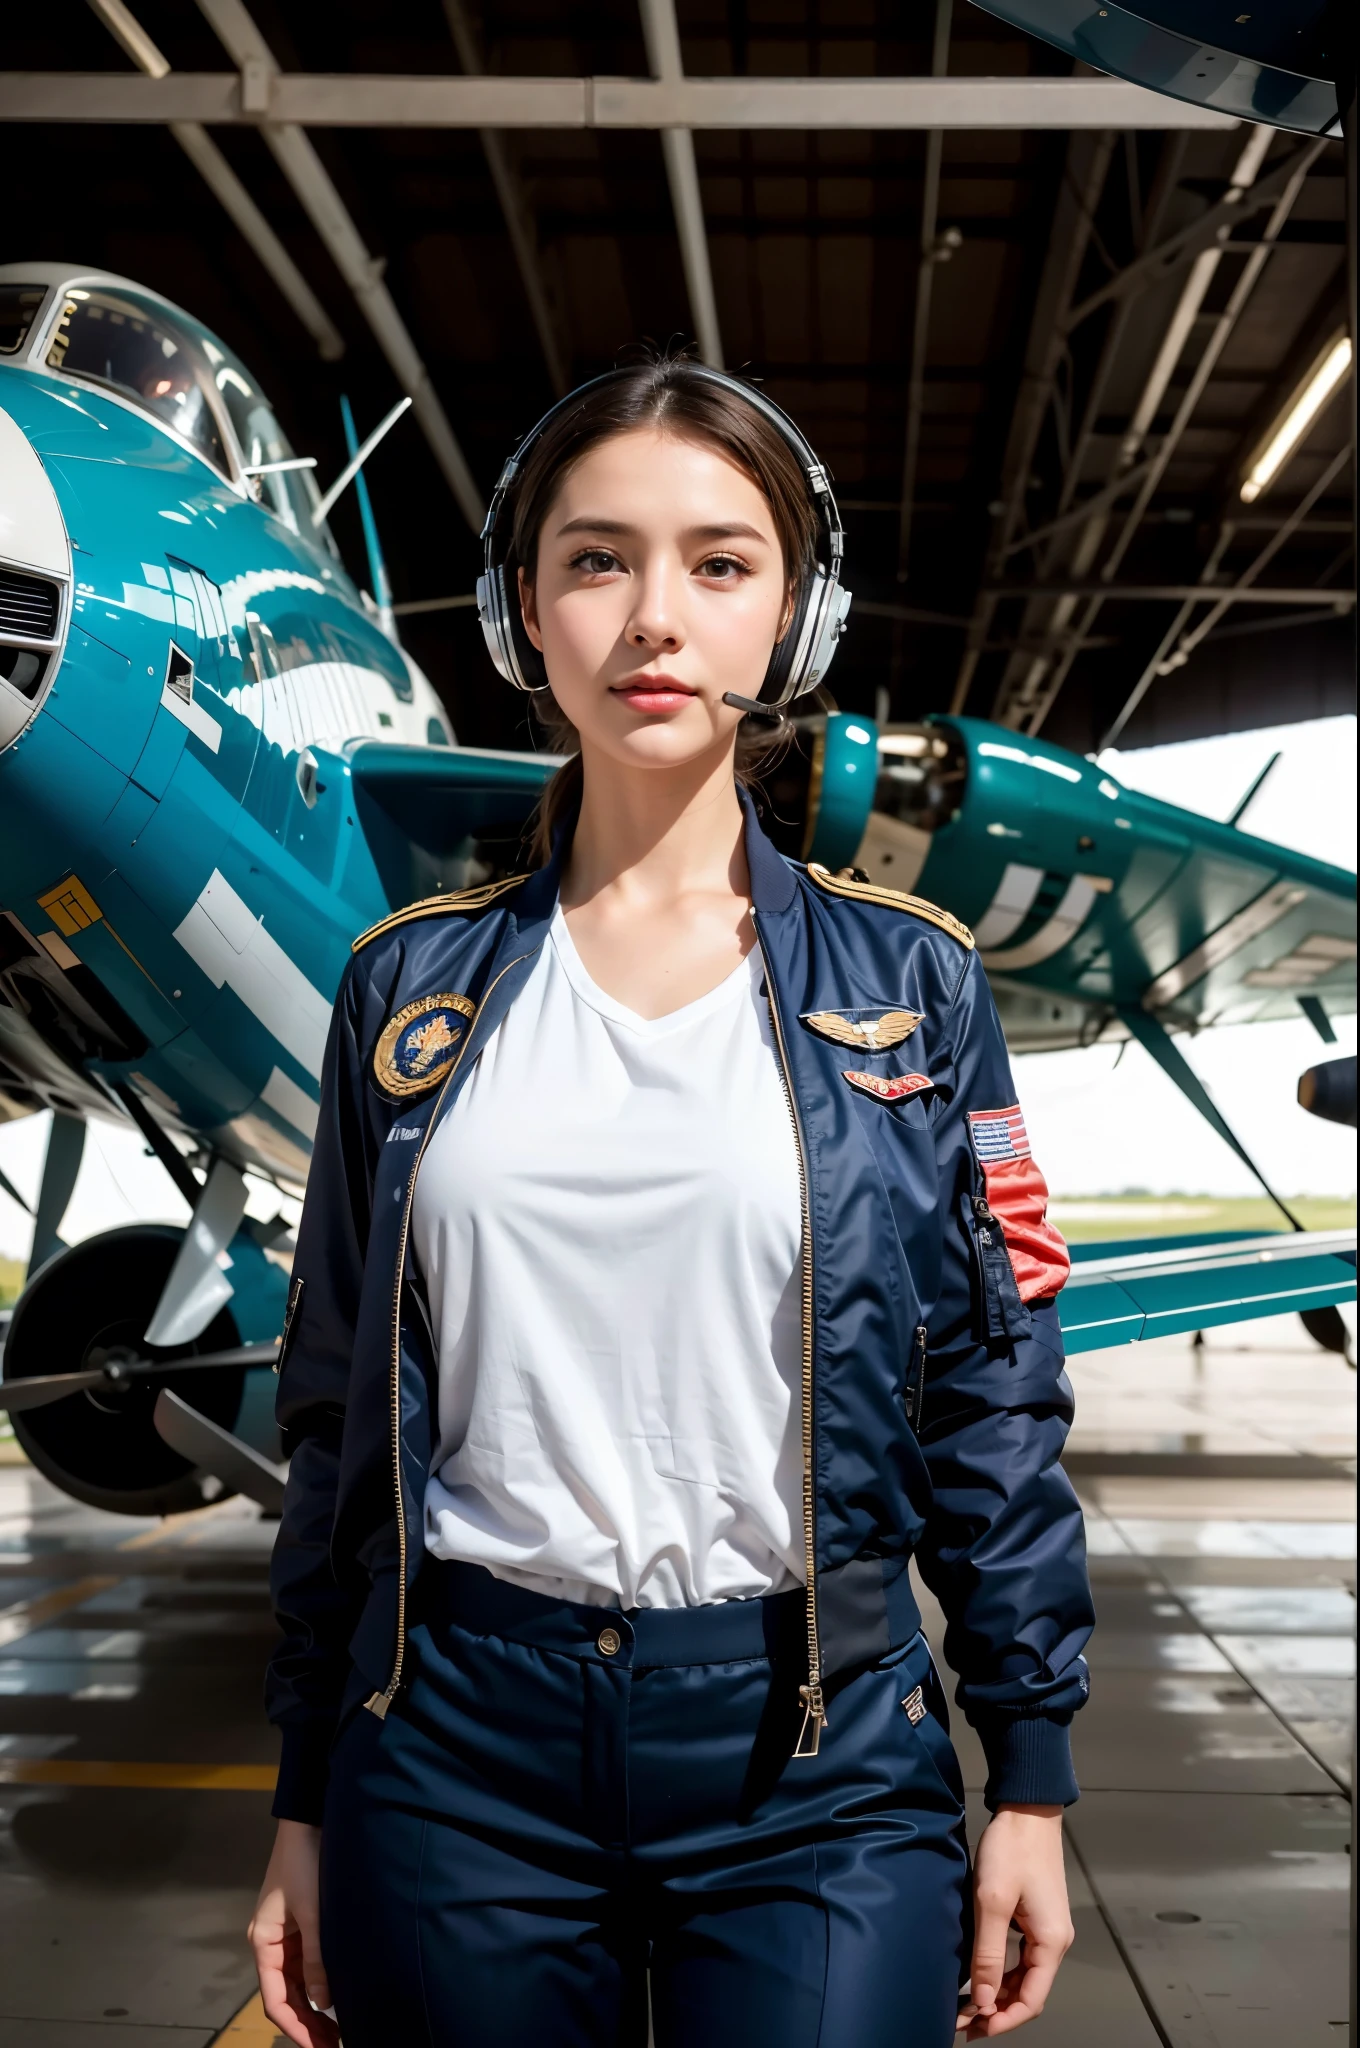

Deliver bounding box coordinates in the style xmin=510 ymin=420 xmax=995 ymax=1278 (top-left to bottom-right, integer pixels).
xmin=267 ymin=792 xmax=1093 ymax=1825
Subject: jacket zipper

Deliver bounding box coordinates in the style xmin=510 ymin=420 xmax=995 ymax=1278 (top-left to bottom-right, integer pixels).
xmin=907 ymin=1323 xmax=927 ymax=1431
xmin=753 ymin=916 xmax=825 ymax=1758
xmin=365 ymin=953 xmax=532 ymax=1720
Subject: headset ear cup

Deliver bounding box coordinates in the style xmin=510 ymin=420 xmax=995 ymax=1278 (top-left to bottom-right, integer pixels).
xmin=761 ymin=573 xmax=815 ymax=705
xmin=476 ymin=570 xmax=513 ymax=684
xmin=805 ymin=583 xmax=851 ymax=693
xmin=504 ymin=553 xmax=550 ymax=693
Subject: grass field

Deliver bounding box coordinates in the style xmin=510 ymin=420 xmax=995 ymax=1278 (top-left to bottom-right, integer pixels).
xmin=0 ymin=1197 xmax=1354 ymax=1453
xmin=3 ymin=1200 xmax=1355 ymax=1294
xmin=1049 ymin=1194 xmax=1356 ymax=1242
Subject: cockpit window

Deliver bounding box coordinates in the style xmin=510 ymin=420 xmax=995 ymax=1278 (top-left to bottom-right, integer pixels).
xmin=0 ymin=285 xmax=47 ymax=356
xmin=206 ymin=343 xmax=337 ymax=555
xmin=45 ymin=288 xmax=227 ymax=473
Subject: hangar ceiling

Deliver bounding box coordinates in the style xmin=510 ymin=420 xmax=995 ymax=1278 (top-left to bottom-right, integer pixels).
xmin=5 ymin=0 xmax=1354 ymax=757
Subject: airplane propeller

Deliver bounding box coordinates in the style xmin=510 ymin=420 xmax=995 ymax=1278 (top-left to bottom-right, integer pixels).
xmin=0 ymin=1341 xmax=279 ymax=1414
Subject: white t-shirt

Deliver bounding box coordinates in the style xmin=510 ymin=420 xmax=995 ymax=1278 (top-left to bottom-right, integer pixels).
xmin=414 ymin=907 xmax=806 ymax=1608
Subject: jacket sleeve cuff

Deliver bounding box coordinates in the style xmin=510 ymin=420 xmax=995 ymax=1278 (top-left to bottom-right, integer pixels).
xmin=976 ymin=1713 xmax=1080 ymax=1810
xmin=271 ymin=1721 xmax=338 ymax=1825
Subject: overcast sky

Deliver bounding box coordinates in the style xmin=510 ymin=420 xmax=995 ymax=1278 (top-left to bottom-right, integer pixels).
xmin=0 ymin=714 xmax=1354 ymax=1263
xmin=1017 ymin=713 xmax=1355 ymax=1199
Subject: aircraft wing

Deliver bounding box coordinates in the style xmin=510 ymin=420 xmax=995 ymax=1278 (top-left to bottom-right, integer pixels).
xmin=347 ymin=741 xmax=559 ymax=855
xmin=1059 ymin=1228 xmax=1356 ymax=1353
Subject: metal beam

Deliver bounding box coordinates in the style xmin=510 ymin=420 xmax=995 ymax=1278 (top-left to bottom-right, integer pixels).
xmin=1158 ymin=446 xmax=1353 ymax=653
xmin=1062 ymin=137 xmax=1319 ymax=332
xmin=993 ymin=127 xmax=1276 ymax=732
xmin=1021 ymin=136 xmax=1328 ymax=735
xmin=948 ymin=130 xmax=1117 ymax=714
xmin=639 ymin=0 xmax=722 ymax=367
xmin=896 ymin=0 xmax=952 ymax=583
xmin=997 ymin=456 xmax=1158 ymax=559
xmin=1099 ymin=443 xmax=1354 ymax=748
xmin=0 ymin=72 xmax=1243 ymax=130
xmin=984 ymin=583 xmax=1354 ymax=604
xmin=1118 ymin=129 xmax=1274 ymax=470
xmin=85 ymin=0 xmax=344 ymax=360
xmin=440 ymin=0 xmax=569 ymax=396
xmin=981 ymin=139 xmax=1192 ymax=726
xmin=192 ymin=0 xmax=484 ymax=532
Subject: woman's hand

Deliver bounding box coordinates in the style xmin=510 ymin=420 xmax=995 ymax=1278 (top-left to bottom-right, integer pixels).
xmin=957 ymin=1804 xmax=1074 ymax=2037
xmin=248 ymin=1819 xmax=339 ymax=2048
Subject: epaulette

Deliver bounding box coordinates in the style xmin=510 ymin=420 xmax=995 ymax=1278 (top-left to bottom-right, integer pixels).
xmin=351 ymin=873 xmax=531 ymax=954
xmin=806 ymin=862 xmax=974 ymax=949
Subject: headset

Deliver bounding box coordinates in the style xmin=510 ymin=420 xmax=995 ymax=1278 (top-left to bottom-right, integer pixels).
xmin=475 ymin=365 xmax=852 ymax=716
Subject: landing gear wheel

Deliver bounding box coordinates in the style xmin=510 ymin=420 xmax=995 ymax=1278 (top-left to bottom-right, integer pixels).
xmin=4 ymin=1224 xmax=246 ymax=1516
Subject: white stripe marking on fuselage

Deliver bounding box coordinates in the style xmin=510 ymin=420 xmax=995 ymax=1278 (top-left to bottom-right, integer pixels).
xmin=173 ymin=870 xmax=331 ymax=1080
xmin=980 ymin=875 xmax=1101 ymax=972
xmin=260 ymin=1064 xmax=320 ymax=1141
xmin=971 ymin=863 xmax=1045 ymax=950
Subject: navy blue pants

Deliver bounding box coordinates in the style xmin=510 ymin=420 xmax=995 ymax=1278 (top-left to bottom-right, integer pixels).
xmin=320 ymin=1562 xmax=971 ymax=2047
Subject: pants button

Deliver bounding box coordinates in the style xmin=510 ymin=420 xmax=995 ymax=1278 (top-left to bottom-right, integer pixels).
xmin=596 ymin=1627 xmax=621 ymax=1656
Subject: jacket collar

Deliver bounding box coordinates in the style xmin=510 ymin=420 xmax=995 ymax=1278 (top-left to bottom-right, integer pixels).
xmin=739 ymin=781 xmax=798 ymax=914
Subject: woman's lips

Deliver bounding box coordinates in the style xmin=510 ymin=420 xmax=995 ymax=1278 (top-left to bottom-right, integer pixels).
xmin=610 ymin=677 xmax=697 ymax=712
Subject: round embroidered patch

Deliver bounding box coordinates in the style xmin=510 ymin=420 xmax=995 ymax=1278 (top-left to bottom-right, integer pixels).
xmin=374 ymin=993 xmax=476 ymax=1098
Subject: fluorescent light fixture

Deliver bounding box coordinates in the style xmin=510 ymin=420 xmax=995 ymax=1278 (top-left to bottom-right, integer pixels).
xmin=1240 ymin=332 xmax=1352 ymax=502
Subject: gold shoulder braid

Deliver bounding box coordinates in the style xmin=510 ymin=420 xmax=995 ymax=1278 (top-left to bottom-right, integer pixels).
xmin=351 ymin=873 xmax=532 ymax=954
xmin=805 ymin=862 xmax=974 ymax=949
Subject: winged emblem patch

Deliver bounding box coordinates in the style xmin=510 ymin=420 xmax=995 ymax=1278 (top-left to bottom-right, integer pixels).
xmin=802 ymin=1008 xmax=923 ymax=1051
xmin=842 ymin=1070 xmax=933 ymax=1103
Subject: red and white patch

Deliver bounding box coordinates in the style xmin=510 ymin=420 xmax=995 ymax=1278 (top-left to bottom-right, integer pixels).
xmin=968 ymin=1105 xmax=1070 ymax=1303
xmin=842 ymin=1069 xmax=932 ymax=1103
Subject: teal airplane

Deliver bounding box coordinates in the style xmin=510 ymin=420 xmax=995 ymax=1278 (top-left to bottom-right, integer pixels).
xmin=0 ymin=264 xmax=1353 ymax=1519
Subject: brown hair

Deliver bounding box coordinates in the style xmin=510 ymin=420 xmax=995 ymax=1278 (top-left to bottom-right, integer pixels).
xmin=510 ymin=352 xmax=819 ymax=863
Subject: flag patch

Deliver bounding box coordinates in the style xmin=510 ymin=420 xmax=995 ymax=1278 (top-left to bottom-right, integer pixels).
xmin=966 ymin=1103 xmax=1069 ymax=1304
xmin=968 ymin=1105 xmax=1031 ymax=1162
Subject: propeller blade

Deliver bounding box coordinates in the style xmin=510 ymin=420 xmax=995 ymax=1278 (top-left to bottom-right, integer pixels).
xmin=0 ymin=1341 xmax=277 ymax=1413
xmin=0 ymin=1371 xmax=107 ymax=1413
xmin=144 ymin=1342 xmax=281 ymax=1373
xmin=154 ymin=1390 xmax=288 ymax=1516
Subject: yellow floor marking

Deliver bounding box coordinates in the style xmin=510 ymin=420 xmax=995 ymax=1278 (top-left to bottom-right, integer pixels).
xmin=118 ymin=1496 xmax=250 ymax=1550
xmin=0 ymin=1759 xmax=277 ymax=1790
xmin=118 ymin=1508 xmax=216 ymax=1550
xmin=211 ymin=1992 xmax=287 ymax=2044
xmin=0 ymin=1575 xmax=117 ymax=1649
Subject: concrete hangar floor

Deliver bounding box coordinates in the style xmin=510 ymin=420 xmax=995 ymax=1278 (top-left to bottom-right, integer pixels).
xmin=0 ymin=1316 xmax=1352 ymax=2048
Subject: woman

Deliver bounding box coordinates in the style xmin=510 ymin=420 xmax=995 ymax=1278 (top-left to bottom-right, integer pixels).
xmin=249 ymin=358 xmax=1093 ymax=2048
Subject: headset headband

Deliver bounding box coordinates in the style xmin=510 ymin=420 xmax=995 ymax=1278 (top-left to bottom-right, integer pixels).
xmin=475 ymin=365 xmax=852 ymax=711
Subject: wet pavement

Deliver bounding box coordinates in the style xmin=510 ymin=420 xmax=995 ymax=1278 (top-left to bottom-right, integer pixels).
xmin=0 ymin=1310 xmax=1352 ymax=2046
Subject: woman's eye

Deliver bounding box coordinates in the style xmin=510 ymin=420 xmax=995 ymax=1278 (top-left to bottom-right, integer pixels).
xmin=697 ymin=554 xmax=748 ymax=580
xmin=571 ymin=548 xmax=620 ymax=576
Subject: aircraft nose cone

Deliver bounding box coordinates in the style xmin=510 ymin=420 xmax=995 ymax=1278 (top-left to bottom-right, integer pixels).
xmin=0 ymin=402 xmax=71 ymax=753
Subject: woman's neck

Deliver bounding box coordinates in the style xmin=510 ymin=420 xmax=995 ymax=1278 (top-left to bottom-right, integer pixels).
xmin=563 ymin=742 xmax=749 ymax=912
